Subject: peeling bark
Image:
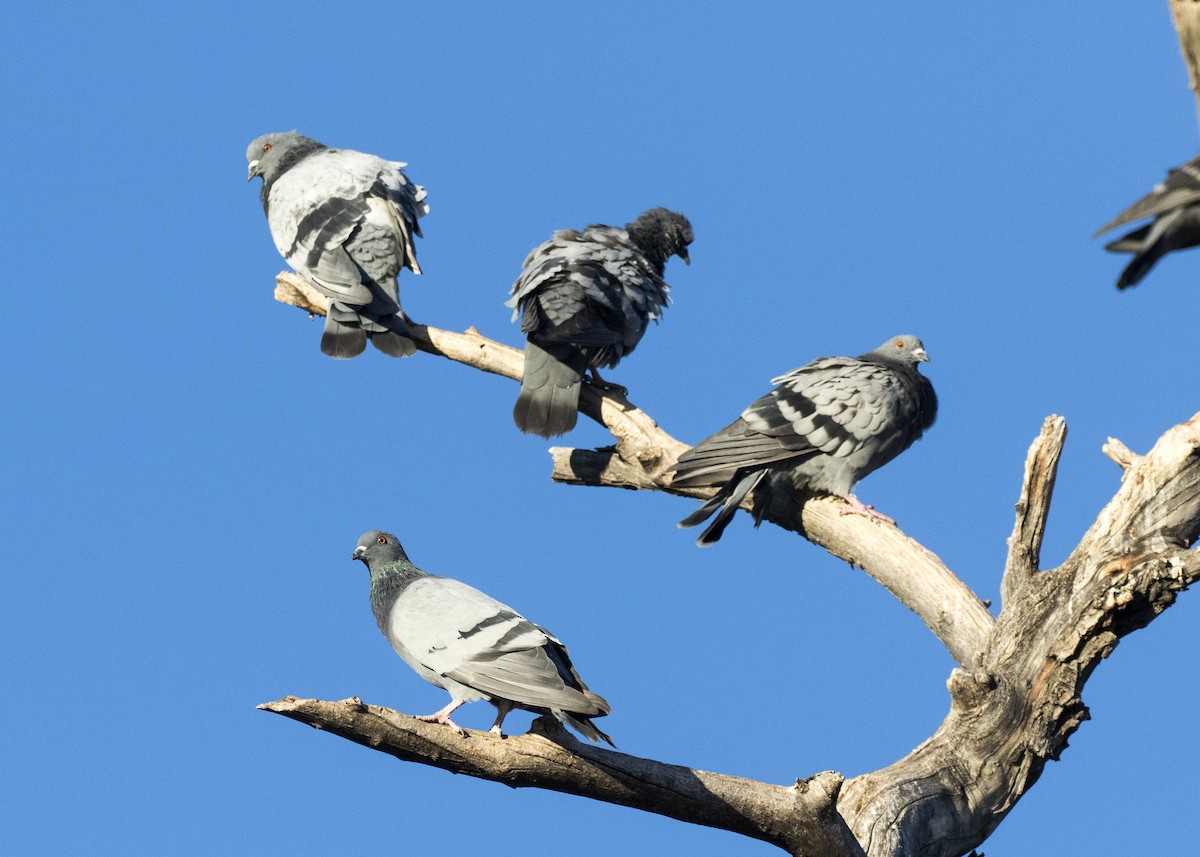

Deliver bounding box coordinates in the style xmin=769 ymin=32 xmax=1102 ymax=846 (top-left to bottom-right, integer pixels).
xmin=265 ymin=275 xmax=1200 ymax=856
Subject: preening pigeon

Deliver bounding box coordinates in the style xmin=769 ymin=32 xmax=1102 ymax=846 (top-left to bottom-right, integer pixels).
xmin=246 ymin=132 xmax=428 ymax=358
xmin=670 ymin=335 xmax=937 ymax=546
xmin=352 ymin=530 xmax=613 ymax=744
xmin=507 ymin=208 xmax=693 ymax=437
xmin=1095 ymin=153 xmax=1200 ymax=290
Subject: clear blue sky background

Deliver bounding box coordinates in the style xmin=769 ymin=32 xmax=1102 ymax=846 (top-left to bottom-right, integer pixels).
xmin=3 ymin=3 xmax=1196 ymax=855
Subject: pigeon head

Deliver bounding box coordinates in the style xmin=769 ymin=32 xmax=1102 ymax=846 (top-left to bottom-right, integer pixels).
xmin=245 ymin=131 xmax=325 ymax=185
xmin=867 ymin=335 xmax=930 ymax=365
xmin=351 ymin=530 xmax=411 ymax=568
xmin=626 ymin=207 xmax=694 ymax=269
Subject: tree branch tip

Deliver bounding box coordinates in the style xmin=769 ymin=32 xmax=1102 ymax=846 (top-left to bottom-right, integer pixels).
xmin=1102 ymin=437 xmax=1139 ymax=471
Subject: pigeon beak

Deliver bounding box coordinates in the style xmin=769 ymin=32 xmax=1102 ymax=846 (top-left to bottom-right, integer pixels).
xmin=678 ymin=248 xmax=690 ymax=266
xmin=914 ymin=348 xmax=930 ymax=363
xmin=247 ymin=160 xmax=260 ymax=181
xmin=351 ymin=546 xmax=367 ymax=562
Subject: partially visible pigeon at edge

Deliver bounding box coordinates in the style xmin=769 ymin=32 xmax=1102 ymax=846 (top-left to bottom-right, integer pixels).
xmin=1095 ymin=153 xmax=1200 ymax=290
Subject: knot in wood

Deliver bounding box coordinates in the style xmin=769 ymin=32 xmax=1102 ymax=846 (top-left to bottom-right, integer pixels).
xmin=947 ymin=668 xmax=997 ymax=709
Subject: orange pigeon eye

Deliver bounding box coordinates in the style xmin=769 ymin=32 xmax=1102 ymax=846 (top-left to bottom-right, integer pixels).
xmin=262 ymin=143 xmax=272 ymax=153
xmin=377 ymin=535 xmax=387 ymax=545
xmin=895 ymin=339 xmax=905 ymax=348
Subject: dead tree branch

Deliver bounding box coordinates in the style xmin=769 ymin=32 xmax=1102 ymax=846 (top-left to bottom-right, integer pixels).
xmin=273 ymin=272 xmax=993 ymax=667
xmin=259 ymin=696 xmax=863 ymax=857
xmin=266 ymin=276 xmax=1200 ymax=856
xmin=839 ymin=415 xmax=1200 ymax=856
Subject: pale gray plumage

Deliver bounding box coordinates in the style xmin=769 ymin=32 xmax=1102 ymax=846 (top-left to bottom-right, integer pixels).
xmin=246 ymin=132 xmax=428 ymax=357
xmin=671 ymin=335 xmax=937 ymax=546
xmin=1095 ymin=153 xmax=1200 ymax=289
xmin=507 ymin=208 xmax=693 ymax=437
xmin=352 ymin=530 xmax=613 ymax=744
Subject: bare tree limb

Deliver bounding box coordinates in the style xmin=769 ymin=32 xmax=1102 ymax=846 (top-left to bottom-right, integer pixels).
xmin=274 ymin=272 xmax=993 ymax=668
xmin=836 ymin=412 xmax=1200 ymax=856
xmin=1001 ymin=415 xmax=1067 ymax=608
xmin=268 ymin=276 xmax=1200 ymax=856
xmin=258 ymin=696 xmax=865 ymax=857
xmin=1102 ymin=436 xmax=1140 ymax=471
xmin=1068 ymin=413 xmax=1200 ymax=562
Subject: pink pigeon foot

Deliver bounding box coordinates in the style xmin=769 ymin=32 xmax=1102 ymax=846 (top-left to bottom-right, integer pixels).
xmin=416 ymin=699 xmax=468 ymax=735
xmin=840 ymin=493 xmax=896 ymax=525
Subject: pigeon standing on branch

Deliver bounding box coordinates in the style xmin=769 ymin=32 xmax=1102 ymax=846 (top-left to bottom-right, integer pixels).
xmin=507 ymin=208 xmax=693 ymax=437
xmin=1095 ymin=154 xmax=1200 ymax=290
xmin=352 ymin=530 xmax=614 ymax=745
xmin=246 ymin=132 xmax=428 ymax=358
xmin=670 ymin=335 xmax=937 ymax=546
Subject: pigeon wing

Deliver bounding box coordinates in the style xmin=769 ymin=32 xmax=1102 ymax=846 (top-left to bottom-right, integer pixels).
xmin=508 ymin=226 xmax=667 ymax=355
xmin=1095 ymin=156 xmax=1200 ymax=236
xmin=673 ymin=356 xmax=899 ymax=484
xmin=267 ymin=149 xmax=426 ymax=306
xmin=388 ymin=577 xmax=601 ymax=713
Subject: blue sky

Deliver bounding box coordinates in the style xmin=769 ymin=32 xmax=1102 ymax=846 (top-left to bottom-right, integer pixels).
xmin=3 ymin=3 xmax=1197 ymax=855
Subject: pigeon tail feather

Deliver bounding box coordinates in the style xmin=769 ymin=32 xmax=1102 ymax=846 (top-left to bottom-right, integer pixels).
xmin=513 ymin=340 xmax=587 ymax=437
xmin=679 ymin=470 xmax=768 ymax=546
xmin=369 ymin=331 xmax=417 ymax=357
xmin=368 ymin=313 xmax=417 ymax=357
xmin=321 ymin=314 xmax=368 ymax=358
xmin=1116 ymin=247 xmax=1165 ymax=290
xmin=553 ymin=710 xmax=615 ymax=747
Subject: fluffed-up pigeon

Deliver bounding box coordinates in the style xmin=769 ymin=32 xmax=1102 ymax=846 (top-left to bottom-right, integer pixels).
xmin=1095 ymin=154 xmax=1200 ymax=289
xmin=670 ymin=335 xmax=937 ymax=546
xmin=352 ymin=530 xmax=613 ymax=744
xmin=507 ymin=208 xmax=693 ymax=437
xmin=247 ymin=132 xmax=428 ymax=358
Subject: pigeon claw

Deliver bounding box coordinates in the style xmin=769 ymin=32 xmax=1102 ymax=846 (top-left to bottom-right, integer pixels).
xmin=586 ymin=368 xmax=628 ymax=397
xmin=415 ymin=712 xmax=467 ymax=736
xmin=415 ymin=699 xmax=469 ymax=735
xmin=840 ymin=494 xmax=896 ymax=526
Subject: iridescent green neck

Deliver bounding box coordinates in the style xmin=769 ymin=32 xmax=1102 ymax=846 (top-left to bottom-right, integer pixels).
xmin=368 ymin=559 xmax=424 ymax=631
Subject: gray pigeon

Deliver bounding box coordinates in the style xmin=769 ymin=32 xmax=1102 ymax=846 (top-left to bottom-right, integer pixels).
xmin=1095 ymin=154 xmax=1200 ymax=289
xmin=670 ymin=335 xmax=937 ymax=546
xmin=352 ymin=530 xmax=613 ymax=744
xmin=507 ymin=208 xmax=693 ymax=437
xmin=246 ymin=132 xmax=428 ymax=358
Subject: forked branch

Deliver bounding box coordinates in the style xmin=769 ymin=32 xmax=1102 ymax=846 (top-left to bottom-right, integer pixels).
xmin=267 ymin=277 xmax=1200 ymax=857
xmin=273 ymin=272 xmax=992 ymax=666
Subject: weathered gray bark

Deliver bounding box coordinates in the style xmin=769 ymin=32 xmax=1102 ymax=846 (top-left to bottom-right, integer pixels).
xmin=263 ymin=274 xmax=1200 ymax=856
xmin=259 ymin=696 xmax=863 ymax=857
